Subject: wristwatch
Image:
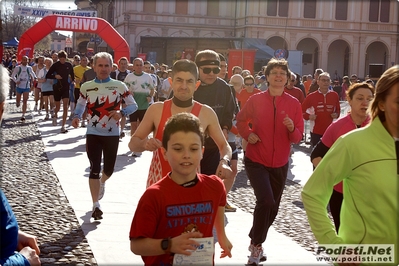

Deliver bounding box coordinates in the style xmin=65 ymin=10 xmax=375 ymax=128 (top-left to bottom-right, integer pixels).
xmin=161 ymin=237 xmax=172 ymax=254
xmin=220 ymin=158 xmax=231 ymax=166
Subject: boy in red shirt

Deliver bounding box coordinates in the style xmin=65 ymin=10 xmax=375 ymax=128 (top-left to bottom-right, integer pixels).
xmin=129 ymin=113 xmax=232 ymax=265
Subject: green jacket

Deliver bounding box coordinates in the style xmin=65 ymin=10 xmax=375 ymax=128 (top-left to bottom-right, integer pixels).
xmin=302 ymin=117 xmax=398 ymax=265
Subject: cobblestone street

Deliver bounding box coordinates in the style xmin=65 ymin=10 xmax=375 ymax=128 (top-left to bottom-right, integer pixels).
xmin=1 ymin=100 xmax=331 ymax=265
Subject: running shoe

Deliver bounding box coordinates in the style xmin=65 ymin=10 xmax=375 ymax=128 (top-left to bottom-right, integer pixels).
xmin=98 ymin=182 xmax=105 ymax=200
xmin=247 ymin=243 xmax=267 ymax=265
xmin=225 ymin=203 xmax=237 ymax=212
xmin=91 ymin=206 xmax=103 ymax=220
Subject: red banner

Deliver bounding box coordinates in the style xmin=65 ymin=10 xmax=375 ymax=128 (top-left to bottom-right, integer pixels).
xmin=137 ymin=53 xmax=147 ymax=61
xmin=182 ymin=48 xmax=195 ymax=61
xmin=227 ymin=49 xmax=257 ymax=79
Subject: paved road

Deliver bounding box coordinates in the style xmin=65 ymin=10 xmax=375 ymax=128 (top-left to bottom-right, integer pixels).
xmin=1 ymin=98 xmax=328 ymax=265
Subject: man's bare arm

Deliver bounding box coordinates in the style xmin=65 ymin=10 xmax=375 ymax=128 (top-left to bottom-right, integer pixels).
xmin=128 ymin=103 xmax=162 ymax=152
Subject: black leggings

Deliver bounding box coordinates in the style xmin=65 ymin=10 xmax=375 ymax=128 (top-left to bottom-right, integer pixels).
xmin=86 ymin=134 xmax=119 ymax=179
xmin=329 ymin=189 xmax=343 ymax=233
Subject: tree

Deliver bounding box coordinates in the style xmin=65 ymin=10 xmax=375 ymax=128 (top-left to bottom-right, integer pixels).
xmin=1 ymin=0 xmax=45 ymax=42
xmin=34 ymin=34 xmax=52 ymax=51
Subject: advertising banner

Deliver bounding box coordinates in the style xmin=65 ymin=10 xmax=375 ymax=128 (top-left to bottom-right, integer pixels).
xmin=227 ymin=49 xmax=257 ymax=79
xmin=14 ymin=5 xmax=97 ymax=18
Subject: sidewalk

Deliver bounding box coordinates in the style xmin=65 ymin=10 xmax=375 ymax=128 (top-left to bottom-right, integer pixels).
xmin=31 ymin=102 xmax=326 ymax=265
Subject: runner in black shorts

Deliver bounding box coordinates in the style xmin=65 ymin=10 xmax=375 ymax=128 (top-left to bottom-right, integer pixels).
xmin=86 ymin=135 xmax=119 ymax=180
xmin=53 ymin=83 xmax=69 ymax=101
xmin=71 ymin=52 xmax=138 ymax=220
xmin=129 ymin=109 xmax=146 ymax=124
xmin=46 ymin=50 xmax=74 ymax=133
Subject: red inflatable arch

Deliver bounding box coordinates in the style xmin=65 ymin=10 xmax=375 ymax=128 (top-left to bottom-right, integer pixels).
xmin=17 ymin=15 xmax=129 ymax=62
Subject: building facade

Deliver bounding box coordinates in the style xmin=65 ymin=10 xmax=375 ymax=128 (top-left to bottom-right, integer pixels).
xmin=50 ymin=32 xmax=68 ymax=52
xmin=80 ymin=0 xmax=399 ymax=78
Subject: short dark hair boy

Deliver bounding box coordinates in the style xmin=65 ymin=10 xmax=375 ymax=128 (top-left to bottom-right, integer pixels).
xmin=129 ymin=113 xmax=232 ymax=265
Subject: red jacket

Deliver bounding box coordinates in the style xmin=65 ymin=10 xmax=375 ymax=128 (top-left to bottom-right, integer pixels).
xmin=301 ymin=90 xmax=340 ymax=135
xmin=236 ymin=91 xmax=304 ymax=168
xmin=284 ymin=86 xmax=305 ymax=103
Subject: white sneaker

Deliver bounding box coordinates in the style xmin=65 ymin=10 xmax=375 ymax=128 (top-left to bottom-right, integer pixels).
xmin=81 ymin=120 xmax=87 ymax=127
xmin=98 ymin=182 xmax=105 ymax=200
xmin=131 ymin=151 xmax=142 ymax=157
xmin=247 ymin=243 xmax=266 ymax=265
xmin=52 ymin=116 xmax=57 ymax=126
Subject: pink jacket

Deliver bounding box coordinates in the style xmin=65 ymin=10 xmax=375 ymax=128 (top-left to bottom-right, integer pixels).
xmin=236 ymin=91 xmax=304 ymax=168
xmin=321 ymin=114 xmax=371 ymax=193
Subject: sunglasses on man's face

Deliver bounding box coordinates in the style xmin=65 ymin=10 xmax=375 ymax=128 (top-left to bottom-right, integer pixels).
xmin=200 ymin=67 xmax=221 ymax=74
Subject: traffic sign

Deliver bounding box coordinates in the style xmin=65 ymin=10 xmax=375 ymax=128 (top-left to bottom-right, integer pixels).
xmin=66 ymin=37 xmax=72 ymax=48
xmin=90 ymin=37 xmax=101 ymax=43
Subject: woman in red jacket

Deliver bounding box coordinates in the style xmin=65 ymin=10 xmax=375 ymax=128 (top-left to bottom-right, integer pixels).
xmin=236 ymin=58 xmax=304 ymax=265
